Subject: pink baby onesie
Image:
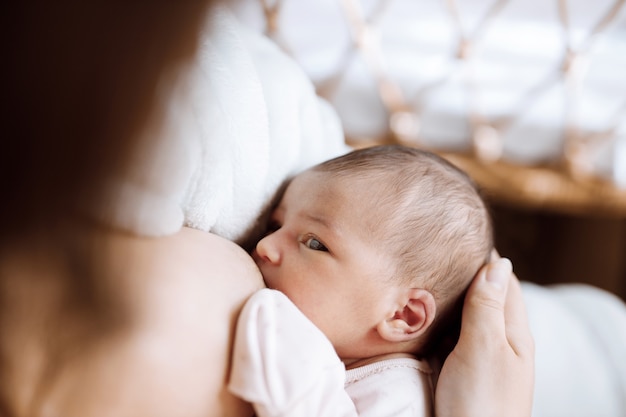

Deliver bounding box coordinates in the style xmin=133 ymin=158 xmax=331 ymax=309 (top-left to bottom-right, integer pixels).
xmin=228 ymin=289 xmax=433 ymax=417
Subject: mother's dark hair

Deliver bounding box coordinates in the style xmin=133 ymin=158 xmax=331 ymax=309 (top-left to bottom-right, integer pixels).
xmin=1 ymin=1 xmax=213 ymax=242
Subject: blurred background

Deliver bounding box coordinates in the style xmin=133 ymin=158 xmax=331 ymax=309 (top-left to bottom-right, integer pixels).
xmin=228 ymin=0 xmax=626 ymax=300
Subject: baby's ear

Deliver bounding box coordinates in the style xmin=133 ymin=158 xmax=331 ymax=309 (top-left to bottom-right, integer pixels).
xmin=377 ymin=288 xmax=436 ymax=343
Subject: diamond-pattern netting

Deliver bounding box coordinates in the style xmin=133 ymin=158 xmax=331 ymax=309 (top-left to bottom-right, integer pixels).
xmin=230 ymin=0 xmax=626 ymax=215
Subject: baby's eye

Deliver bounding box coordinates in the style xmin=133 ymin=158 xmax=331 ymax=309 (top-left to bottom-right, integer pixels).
xmin=303 ymin=236 xmax=328 ymax=252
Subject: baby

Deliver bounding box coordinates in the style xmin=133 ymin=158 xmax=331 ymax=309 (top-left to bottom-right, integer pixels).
xmin=228 ymin=145 xmax=493 ymax=417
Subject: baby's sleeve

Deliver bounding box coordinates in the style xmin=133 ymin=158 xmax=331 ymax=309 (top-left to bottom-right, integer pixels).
xmin=228 ymin=288 xmax=358 ymax=417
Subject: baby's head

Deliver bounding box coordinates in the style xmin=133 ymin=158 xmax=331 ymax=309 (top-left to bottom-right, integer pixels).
xmin=254 ymin=145 xmax=492 ymax=362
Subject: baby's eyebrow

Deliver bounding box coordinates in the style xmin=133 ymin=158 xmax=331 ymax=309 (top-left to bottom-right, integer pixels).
xmin=304 ymin=213 xmax=331 ymax=229
xmin=302 ymin=213 xmax=343 ymax=239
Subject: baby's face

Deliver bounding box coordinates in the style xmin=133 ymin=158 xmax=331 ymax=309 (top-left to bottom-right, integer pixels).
xmin=253 ymin=171 xmax=398 ymax=360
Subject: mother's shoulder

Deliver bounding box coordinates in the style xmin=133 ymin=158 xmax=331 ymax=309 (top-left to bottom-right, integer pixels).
xmin=0 ymin=227 xmax=261 ymax=416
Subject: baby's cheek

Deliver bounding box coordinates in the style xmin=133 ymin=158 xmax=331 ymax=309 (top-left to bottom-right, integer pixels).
xmin=265 ymin=275 xmax=295 ymax=296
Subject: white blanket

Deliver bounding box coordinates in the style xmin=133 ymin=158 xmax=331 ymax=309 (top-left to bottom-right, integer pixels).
xmin=91 ymin=6 xmax=349 ymax=244
xmin=523 ymin=282 xmax=626 ymax=417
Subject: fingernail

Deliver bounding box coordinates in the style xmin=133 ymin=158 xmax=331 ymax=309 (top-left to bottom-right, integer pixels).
xmin=485 ymin=258 xmax=512 ymax=289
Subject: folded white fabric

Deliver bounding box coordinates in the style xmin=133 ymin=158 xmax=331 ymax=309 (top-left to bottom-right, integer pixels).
xmin=91 ymin=5 xmax=349 ymax=242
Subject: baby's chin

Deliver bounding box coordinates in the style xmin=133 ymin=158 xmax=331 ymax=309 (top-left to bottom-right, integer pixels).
xmin=258 ymin=269 xmax=276 ymax=290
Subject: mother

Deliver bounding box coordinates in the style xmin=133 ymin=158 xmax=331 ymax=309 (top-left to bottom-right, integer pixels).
xmin=0 ymin=2 xmax=533 ymax=416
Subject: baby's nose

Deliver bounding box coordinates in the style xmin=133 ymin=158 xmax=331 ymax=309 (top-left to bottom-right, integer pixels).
xmin=255 ymin=234 xmax=281 ymax=265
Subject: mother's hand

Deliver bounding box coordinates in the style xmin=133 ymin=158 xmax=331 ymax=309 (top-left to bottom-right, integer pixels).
xmin=435 ymin=255 xmax=535 ymax=417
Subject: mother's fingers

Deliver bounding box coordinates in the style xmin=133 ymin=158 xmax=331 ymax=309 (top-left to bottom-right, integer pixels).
xmin=435 ymin=257 xmax=535 ymax=417
xmin=459 ymin=258 xmax=512 ymax=348
xmin=490 ymin=248 xmax=534 ymax=357
xmin=504 ymin=270 xmax=535 ymax=358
